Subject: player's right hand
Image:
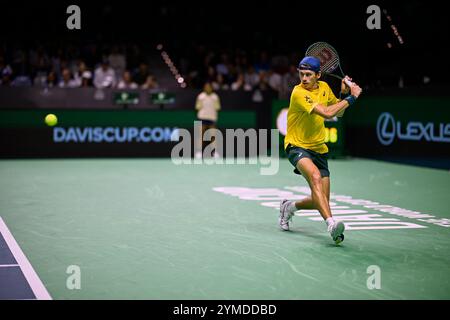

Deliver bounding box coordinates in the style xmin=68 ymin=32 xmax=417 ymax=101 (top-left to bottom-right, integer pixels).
xmin=350 ymin=83 xmax=362 ymax=98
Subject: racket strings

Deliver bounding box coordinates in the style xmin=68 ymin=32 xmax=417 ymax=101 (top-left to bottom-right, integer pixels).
xmin=306 ymin=43 xmax=341 ymax=74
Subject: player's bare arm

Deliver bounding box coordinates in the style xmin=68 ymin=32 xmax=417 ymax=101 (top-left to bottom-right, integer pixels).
xmin=313 ymin=82 xmax=362 ymax=119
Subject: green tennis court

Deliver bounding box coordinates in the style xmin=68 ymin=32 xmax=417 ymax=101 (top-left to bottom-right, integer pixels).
xmin=1 ymin=158 xmax=449 ymax=299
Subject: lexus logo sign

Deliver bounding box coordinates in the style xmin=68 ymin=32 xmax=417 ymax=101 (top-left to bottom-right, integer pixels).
xmin=376 ymin=112 xmax=396 ymax=145
xmin=376 ymin=112 xmax=450 ymax=146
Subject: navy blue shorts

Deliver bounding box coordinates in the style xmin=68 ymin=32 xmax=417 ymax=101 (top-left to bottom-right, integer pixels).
xmin=197 ymin=118 xmax=216 ymax=126
xmin=285 ymin=144 xmax=330 ymax=178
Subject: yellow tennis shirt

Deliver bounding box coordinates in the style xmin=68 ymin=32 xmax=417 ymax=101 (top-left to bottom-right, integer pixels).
xmin=284 ymin=81 xmax=338 ymax=154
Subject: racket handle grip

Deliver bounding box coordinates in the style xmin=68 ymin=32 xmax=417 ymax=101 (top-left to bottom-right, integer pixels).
xmin=344 ymin=78 xmax=353 ymax=87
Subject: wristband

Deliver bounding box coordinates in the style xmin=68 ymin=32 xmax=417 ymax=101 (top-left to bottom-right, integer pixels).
xmin=344 ymin=95 xmax=357 ymax=106
xmin=339 ymin=92 xmax=349 ymax=100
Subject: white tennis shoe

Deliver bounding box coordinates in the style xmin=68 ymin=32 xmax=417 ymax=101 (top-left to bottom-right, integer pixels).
xmin=328 ymin=220 xmax=345 ymax=244
xmin=279 ymin=199 xmax=294 ymax=231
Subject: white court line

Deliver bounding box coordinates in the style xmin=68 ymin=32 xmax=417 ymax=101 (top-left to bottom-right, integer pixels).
xmin=0 ymin=264 xmax=20 ymax=267
xmin=295 ymin=209 xmax=368 ymax=217
xmin=0 ymin=217 xmax=52 ymax=300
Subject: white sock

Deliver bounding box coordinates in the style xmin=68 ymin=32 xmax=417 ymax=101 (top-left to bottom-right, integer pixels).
xmin=287 ymin=201 xmax=297 ymax=213
xmin=326 ymin=217 xmax=335 ymax=227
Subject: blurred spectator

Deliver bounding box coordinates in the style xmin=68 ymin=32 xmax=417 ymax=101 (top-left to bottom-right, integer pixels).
xmin=46 ymin=71 xmax=57 ymax=88
xmin=11 ymin=73 xmax=32 ymax=87
xmin=11 ymin=48 xmax=27 ymax=76
xmin=34 ymin=70 xmax=49 ymax=87
xmin=268 ymin=69 xmax=282 ymax=95
xmin=81 ymin=43 xmax=101 ymax=68
xmin=133 ymin=63 xmax=149 ymax=86
xmin=80 ymin=71 xmax=93 ymax=87
xmin=0 ymin=34 xmax=445 ymax=91
xmin=94 ymin=59 xmax=117 ymax=88
xmin=236 ymin=53 xmax=249 ymax=72
xmin=227 ymin=64 xmax=238 ymax=85
xmin=50 ymin=48 xmax=64 ymax=80
xmin=254 ymin=51 xmax=270 ymax=73
xmin=212 ymin=73 xmax=229 ymax=91
xmin=206 ymin=66 xmax=217 ymax=83
xmin=127 ymin=44 xmax=143 ymax=71
xmin=0 ymin=57 xmax=13 ymax=86
xmin=30 ymin=46 xmax=51 ymax=86
xmin=281 ymin=65 xmax=299 ymax=99
xmin=11 ymin=77 xmax=31 ymax=86
xmin=231 ymin=72 xmax=252 ymax=91
xmin=271 ymin=54 xmax=290 ymax=74
xmin=117 ymin=71 xmax=138 ymax=89
xmin=7 ymin=48 xmax=32 ymax=87
xmin=244 ymin=66 xmax=260 ymax=89
xmin=108 ymin=45 xmax=126 ymax=80
xmin=141 ymin=74 xmax=159 ymax=90
xmin=215 ymin=53 xmax=230 ymax=79
xmin=73 ymin=61 xmax=92 ymax=87
xmin=256 ymin=71 xmax=270 ymax=91
xmin=58 ymin=68 xmax=79 ymax=88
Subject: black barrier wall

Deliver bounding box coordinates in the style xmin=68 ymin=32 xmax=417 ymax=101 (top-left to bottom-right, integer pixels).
xmin=0 ymin=87 xmax=276 ymax=158
xmin=343 ymin=87 xmax=450 ymax=169
xmin=0 ymin=110 xmax=261 ymax=158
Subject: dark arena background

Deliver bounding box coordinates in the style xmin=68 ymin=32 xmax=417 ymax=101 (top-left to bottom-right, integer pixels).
xmin=0 ymin=0 xmax=449 ymax=313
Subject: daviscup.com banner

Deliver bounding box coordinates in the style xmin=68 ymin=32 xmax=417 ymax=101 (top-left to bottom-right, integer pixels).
xmin=52 ymin=126 xmax=178 ymax=144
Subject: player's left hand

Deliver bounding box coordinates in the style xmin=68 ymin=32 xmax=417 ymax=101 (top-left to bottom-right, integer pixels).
xmin=341 ymin=76 xmax=352 ymax=94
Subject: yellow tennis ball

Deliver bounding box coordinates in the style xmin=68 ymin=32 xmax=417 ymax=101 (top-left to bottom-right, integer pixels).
xmin=45 ymin=114 xmax=58 ymax=127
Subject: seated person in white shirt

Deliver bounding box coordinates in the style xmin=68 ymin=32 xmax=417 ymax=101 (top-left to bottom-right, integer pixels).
xmin=94 ymin=59 xmax=117 ymax=89
xmin=117 ymin=71 xmax=138 ymax=89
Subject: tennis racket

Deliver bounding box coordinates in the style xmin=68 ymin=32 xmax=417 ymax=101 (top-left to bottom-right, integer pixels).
xmin=305 ymin=42 xmax=353 ymax=87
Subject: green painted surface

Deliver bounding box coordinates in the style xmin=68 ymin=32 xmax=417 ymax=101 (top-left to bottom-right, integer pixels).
xmin=0 ymin=158 xmax=449 ymax=299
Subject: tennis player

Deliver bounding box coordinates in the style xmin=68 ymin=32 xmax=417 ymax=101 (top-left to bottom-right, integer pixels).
xmin=278 ymin=56 xmax=362 ymax=244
